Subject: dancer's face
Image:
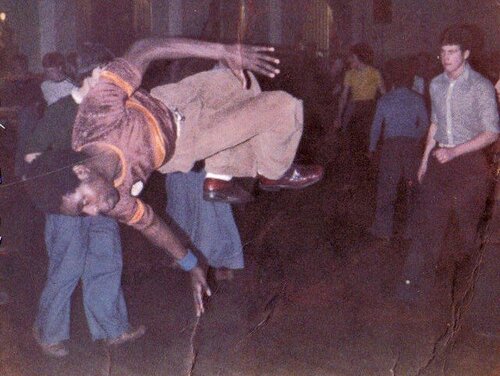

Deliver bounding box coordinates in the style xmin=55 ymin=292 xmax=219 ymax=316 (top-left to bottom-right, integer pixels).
xmin=60 ymin=165 xmax=119 ymax=216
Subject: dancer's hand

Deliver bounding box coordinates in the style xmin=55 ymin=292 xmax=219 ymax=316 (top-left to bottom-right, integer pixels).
xmin=189 ymin=265 xmax=211 ymax=316
xmin=222 ymin=44 xmax=280 ymax=88
xmin=25 ymin=152 xmax=42 ymax=163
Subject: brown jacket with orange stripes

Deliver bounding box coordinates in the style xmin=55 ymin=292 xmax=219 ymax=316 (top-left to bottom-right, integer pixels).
xmin=72 ymin=58 xmax=177 ymax=230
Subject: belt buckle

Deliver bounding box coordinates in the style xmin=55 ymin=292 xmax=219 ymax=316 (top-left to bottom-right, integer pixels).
xmin=172 ymin=108 xmax=185 ymax=125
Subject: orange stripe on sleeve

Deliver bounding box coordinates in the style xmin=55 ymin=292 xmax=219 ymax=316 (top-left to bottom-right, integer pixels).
xmin=126 ymin=100 xmax=166 ymax=168
xmin=128 ymin=199 xmax=145 ymax=225
xmin=76 ymin=142 xmax=127 ymax=188
xmin=100 ymin=71 xmax=135 ymax=97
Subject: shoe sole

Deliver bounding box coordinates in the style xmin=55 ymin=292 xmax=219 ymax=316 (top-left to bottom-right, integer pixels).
xmin=259 ymin=176 xmax=323 ymax=192
xmin=32 ymin=326 xmax=69 ymax=357
xmin=106 ymin=325 xmax=146 ymax=346
xmin=203 ymin=191 xmax=254 ymax=204
xmin=41 ymin=346 xmax=69 ymax=358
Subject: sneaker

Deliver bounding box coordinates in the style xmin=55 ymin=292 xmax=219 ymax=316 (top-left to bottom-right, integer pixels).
xmin=105 ymin=325 xmax=146 ymax=346
xmin=32 ymin=326 xmax=69 ymax=358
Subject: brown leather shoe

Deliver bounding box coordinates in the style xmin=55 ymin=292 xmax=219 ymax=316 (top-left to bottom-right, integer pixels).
xmin=259 ymin=164 xmax=324 ymax=191
xmin=105 ymin=325 xmax=146 ymax=346
xmin=203 ymin=178 xmax=254 ymax=204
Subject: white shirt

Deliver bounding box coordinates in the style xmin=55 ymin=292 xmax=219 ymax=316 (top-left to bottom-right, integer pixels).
xmin=41 ymin=79 xmax=77 ymax=105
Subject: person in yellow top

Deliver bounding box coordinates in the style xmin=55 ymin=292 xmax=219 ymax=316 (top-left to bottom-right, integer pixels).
xmin=335 ymin=43 xmax=385 ymax=163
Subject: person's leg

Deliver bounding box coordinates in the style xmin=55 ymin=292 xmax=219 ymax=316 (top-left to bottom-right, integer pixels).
xmin=346 ymin=103 xmax=364 ymax=159
xmin=370 ymin=140 xmax=401 ymax=239
xmin=165 ymin=171 xmax=201 ymax=239
xmin=204 ymin=92 xmax=325 ymax=196
xmin=356 ymin=100 xmax=376 ymax=156
xmin=166 ymin=90 xmax=303 ymax=179
xmin=344 ymin=101 xmax=374 ymax=185
xmin=158 ymin=70 xmax=321 ymax=203
xmin=80 ymin=215 xmax=130 ymax=341
xmin=401 ymin=139 xmax=423 ymax=235
xmin=451 ymin=153 xmax=490 ymax=279
xmin=401 ymin=139 xmax=422 ymax=186
xmin=398 ymin=157 xmax=452 ymax=300
xmin=165 ymin=170 xmax=244 ymax=271
xmin=347 ymin=100 xmax=375 ymax=163
xmin=35 ymin=214 xmax=86 ymax=345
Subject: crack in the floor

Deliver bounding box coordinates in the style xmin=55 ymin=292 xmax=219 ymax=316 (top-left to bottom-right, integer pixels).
xmin=389 ymin=350 xmax=401 ymax=376
xmin=186 ymin=315 xmax=201 ymax=376
xmin=100 ymin=347 xmax=112 ymax=376
xmin=180 ymin=206 xmax=288 ymax=376
xmin=414 ymin=218 xmax=494 ymax=376
xmin=234 ymin=282 xmax=287 ymax=351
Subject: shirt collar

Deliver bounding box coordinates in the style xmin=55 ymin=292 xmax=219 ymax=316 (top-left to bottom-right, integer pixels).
xmin=444 ymin=62 xmax=471 ymax=84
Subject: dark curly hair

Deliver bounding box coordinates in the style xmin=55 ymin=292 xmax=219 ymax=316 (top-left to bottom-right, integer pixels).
xmin=24 ymin=149 xmax=87 ymax=213
xmin=384 ymin=58 xmax=414 ymax=89
xmin=42 ymin=52 xmax=66 ymax=69
xmin=350 ymin=43 xmax=374 ymax=65
xmin=440 ymin=24 xmax=473 ymax=53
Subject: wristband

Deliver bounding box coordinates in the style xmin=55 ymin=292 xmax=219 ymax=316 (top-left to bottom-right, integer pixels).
xmin=177 ymin=250 xmax=198 ymax=271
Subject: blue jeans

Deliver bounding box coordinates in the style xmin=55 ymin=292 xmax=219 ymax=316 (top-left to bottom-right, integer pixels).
xmin=35 ymin=214 xmax=129 ymax=344
xmin=165 ymin=170 xmax=244 ymax=269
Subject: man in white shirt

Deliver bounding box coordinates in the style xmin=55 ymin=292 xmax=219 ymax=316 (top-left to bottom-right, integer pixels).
xmin=40 ymin=52 xmax=77 ymax=106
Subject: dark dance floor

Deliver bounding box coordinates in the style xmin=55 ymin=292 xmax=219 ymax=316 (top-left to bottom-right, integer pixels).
xmin=1 ymin=124 xmax=498 ymax=376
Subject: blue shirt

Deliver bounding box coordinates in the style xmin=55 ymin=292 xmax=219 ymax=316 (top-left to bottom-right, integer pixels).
xmin=369 ymin=87 xmax=429 ymax=152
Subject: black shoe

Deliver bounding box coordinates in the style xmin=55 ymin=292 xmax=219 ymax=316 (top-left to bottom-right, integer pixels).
xmin=259 ymin=164 xmax=324 ymax=191
xmin=203 ymin=179 xmax=254 ymax=204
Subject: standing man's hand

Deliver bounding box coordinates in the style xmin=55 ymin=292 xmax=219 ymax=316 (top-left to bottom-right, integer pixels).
xmin=189 ymin=266 xmax=211 ymax=317
xmin=495 ymin=76 xmax=500 ymax=103
xmin=222 ymin=44 xmax=280 ymax=88
xmin=433 ymin=147 xmax=457 ymax=164
xmin=417 ymin=163 xmax=427 ymax=184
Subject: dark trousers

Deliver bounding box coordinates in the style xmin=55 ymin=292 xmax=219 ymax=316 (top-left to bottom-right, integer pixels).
xmin=370 ymin=137 xmax=421 ymax=238
xmin=342 ymin=100 xmax=376 ymax=185
xmin=402 ymin=149 xmax=490 ymax=289
xmin=347 ymin=100 xmax=376 ymax=158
